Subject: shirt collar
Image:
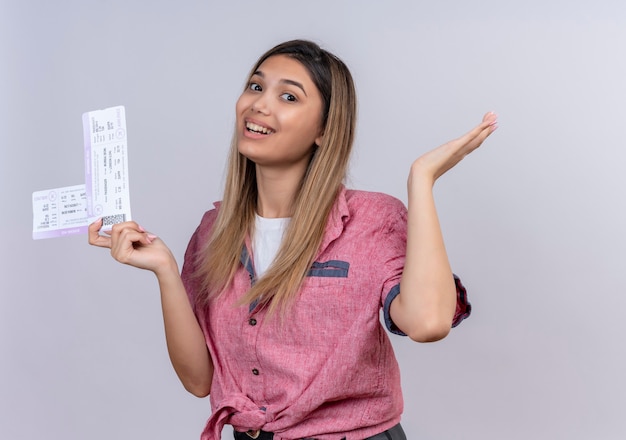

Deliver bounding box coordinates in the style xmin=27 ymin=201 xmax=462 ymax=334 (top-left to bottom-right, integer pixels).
xmin=317 ymin=185 xmax=350 ymax=257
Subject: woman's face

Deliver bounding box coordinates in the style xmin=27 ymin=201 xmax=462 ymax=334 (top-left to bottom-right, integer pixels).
xmin=235 ymin=54 xmax=324 ymax=171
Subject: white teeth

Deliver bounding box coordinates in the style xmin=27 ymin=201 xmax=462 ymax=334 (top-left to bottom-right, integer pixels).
xmin=246 ymin=122 xmax=273 ymax=134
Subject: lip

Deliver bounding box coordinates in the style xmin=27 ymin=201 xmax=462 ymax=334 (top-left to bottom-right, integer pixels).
xmin=244 ymin=117 xmax=275 ymax=133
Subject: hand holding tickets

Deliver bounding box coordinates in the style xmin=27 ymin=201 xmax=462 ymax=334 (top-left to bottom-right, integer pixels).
xmin=88 ymin=219 xmax=175 ymax=275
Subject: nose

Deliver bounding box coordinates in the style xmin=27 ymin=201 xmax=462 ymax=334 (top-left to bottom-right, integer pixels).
xmin=250 ymin=94 xmax=270 ymax=115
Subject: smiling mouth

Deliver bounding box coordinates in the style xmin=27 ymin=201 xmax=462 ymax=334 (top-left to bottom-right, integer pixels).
xmin=246 ymin=122 xmax=274 ymax=135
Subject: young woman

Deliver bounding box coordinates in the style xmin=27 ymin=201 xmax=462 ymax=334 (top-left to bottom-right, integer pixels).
xmin=89 ymin=40 xmax=497 ymax=440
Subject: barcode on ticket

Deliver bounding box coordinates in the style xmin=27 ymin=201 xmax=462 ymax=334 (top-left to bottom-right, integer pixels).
xmin=102 ymin=214 xmax=126 ymax=226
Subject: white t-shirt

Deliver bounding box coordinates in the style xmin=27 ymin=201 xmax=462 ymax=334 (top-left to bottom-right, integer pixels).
xmin=253 ymin=214 xmax=290 ymax=277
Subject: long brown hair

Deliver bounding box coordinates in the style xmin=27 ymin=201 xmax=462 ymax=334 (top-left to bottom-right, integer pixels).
xmin=197 ymin=40 xmax=357 ymax=314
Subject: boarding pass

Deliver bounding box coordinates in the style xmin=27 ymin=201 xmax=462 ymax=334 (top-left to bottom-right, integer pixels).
xmin=83 ymin=105 xmax=132 ymax=230
xmin=32 ymin=105 xmax=132 ymax=239
xmin=32 ymin=184 xmax=88 ymax=240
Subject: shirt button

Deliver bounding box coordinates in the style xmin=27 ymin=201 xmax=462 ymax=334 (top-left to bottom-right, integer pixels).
xmin=252 ymin=368 xmax=259 ymax=375
xmin=249 ymin=318 xmax=257 ymax=326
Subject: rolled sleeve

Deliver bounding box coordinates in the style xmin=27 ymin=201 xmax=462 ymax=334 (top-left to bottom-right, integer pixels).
xmin=383 ymin=274 xmax=471 ymax=334
xmin=451 ymin=274 xmax=471 ymax=327
xmin=383 ymin=284 xmax=405 ymax=335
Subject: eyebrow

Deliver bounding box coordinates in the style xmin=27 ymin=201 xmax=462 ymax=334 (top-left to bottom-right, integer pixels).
xmin=252 ymin=70 xmax=308 ymax=97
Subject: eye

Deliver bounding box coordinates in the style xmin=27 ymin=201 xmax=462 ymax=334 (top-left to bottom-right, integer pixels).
xmin=248 ymin=82 xmax=262 ymax=92
xmin=280 ymin=93 xmax=297 ymax=102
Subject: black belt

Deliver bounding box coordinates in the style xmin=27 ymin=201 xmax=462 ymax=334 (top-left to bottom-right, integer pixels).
xmin=234 ymin=423 xmax=406 ymax=440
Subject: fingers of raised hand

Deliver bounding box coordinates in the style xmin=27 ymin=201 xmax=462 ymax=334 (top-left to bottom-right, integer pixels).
xmin=453 ymin=112 xmax=498 ymax=155
xmin=477 ymin=112 xmax=499 ymax=141
xmin=482 ymin=111 xmax=498 ymax=126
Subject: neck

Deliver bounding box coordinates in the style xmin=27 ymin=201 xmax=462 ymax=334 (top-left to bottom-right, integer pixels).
xmin=255 ymin=163 xmax=307 ymax=218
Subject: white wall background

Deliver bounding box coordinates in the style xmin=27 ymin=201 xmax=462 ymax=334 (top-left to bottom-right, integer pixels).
xmin=2 ymin=1 xmax=625 ymax=439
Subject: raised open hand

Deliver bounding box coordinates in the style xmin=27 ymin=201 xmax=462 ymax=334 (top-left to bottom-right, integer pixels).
xmin=409 ymin=112 xmax=498 ymax=188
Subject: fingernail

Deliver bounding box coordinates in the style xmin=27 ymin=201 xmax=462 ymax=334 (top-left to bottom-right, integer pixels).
xmin=138 ymin=225 xmax=146 ymax=232
xmin=147 ymin=234 xmax=158 ymax=240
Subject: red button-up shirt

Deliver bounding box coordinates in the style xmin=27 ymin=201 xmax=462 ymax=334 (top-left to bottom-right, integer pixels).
xmin=181 ymin=188 xmax=471 ymax=440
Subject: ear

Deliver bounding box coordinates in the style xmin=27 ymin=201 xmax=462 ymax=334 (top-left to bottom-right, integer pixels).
xmin=314 ymin=129 xmax=324 ymax=147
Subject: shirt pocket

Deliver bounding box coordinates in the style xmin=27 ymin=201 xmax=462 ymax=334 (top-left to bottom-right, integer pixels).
xmin=305 ymin=259 xmax=350 ymax=281
xmin=295 ymin=260 xmax=363 ymax=334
